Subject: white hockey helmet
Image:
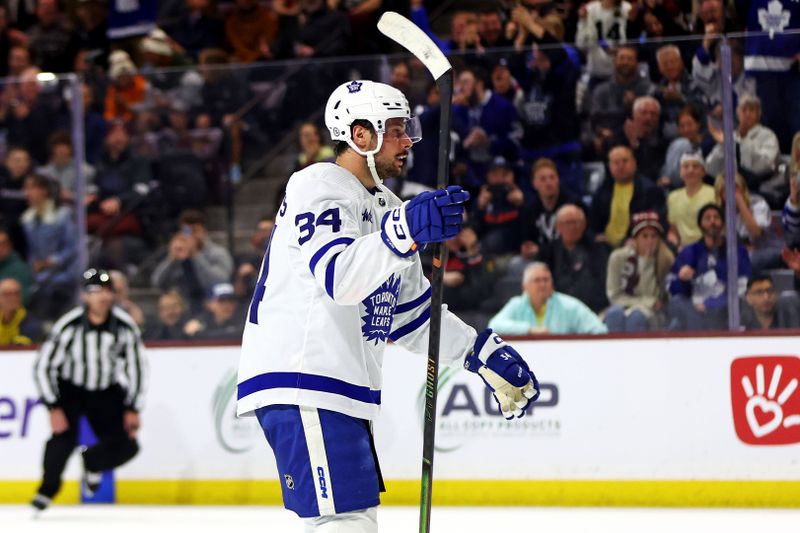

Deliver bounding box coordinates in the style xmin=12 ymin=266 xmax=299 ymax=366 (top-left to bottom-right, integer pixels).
xmin=325 ymin=80 xmax=421 ymax=185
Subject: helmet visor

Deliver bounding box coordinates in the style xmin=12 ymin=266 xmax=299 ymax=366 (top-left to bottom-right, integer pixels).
xmin=405 ymin=115 xmax=422 ymax=144
xmin=384 ymin=116 xmax=422 ymax=144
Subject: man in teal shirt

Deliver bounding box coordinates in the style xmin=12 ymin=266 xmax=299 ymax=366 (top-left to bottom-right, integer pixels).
xmin=489 ymin=262 xmax=607 ymax=335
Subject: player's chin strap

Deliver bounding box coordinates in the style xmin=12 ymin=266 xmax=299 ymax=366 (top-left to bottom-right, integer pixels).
xmin=346 ymin=133 xmax=385 ymax=188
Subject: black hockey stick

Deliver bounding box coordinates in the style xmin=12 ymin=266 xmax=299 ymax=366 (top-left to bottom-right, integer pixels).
xmin=377 ymin=12 xmax=453 ymax=533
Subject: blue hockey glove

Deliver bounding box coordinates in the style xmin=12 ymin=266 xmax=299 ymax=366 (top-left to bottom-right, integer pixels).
xmin=381 ymin=185 xmax=469 ymax=257
xmin=464 ymin=329 xmax=539 ymax=420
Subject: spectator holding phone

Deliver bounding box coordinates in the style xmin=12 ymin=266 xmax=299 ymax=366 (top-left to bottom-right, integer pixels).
xmin=473 ymin=156 xmax=525 ymax=256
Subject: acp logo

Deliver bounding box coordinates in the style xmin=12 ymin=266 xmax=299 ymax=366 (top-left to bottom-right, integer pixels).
xmin=731 ymin=356 xmax=800 ymax=445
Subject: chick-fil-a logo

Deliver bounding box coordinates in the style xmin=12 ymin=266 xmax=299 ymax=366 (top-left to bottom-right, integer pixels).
xmin=731 ymin=356 xmax=800 ymax=445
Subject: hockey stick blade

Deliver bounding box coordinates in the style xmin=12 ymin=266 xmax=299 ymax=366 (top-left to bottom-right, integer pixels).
xmin=377 ymin=11 xmax=452 ymax=81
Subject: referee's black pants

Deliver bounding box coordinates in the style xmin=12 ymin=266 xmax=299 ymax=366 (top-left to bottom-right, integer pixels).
xmin=37 ymin=381 xmax=139 ymax=498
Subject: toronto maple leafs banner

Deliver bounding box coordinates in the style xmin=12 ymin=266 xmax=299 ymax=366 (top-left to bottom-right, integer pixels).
xmin=2 ymin=336 xmax=800 ymax=501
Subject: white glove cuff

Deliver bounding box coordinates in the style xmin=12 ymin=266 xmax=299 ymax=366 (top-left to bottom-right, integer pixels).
xmin=381 ymin=202 xmax=416 ymax=256
xmin=476 ymin=333 xmax=509 ymax=365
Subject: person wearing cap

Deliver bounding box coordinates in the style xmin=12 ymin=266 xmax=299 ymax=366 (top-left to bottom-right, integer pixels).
xmin=667 ymin=203 xmax=752 ymax=330
xmin=31 ymin=268 xmax=147 ymax=513
xmin=605 ymin=211 xmax=675 ymax=332
xmin=104 ymin=50 xmax=148 ymax=123
xmin=473 ymin=156 xmax=525 ymax=255
xmin=183 ymin=282 xmax=244 ymax=340
xmin=140 ymin=28 xmax=188 ymax=70
xmin=666 ymin=151 xmax=715 ymax=249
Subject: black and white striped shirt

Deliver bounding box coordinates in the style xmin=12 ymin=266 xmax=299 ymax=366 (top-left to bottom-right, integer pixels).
xmin=33 ymin=306 xmax=148 ymax=411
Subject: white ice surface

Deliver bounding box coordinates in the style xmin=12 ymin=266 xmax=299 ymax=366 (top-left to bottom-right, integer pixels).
xmin=2 ymin=505 xmax=799 ymax=533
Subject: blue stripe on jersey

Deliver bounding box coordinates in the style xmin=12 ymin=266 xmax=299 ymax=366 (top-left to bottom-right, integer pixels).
xmin=249 ymin=226 xmax=278 ymax=324
xmin=238 ymin=372 xmax=382 ymax=405
xmin=394 ymin=287 xmax=431 ymax=314
xmin=309 ymin=237 xmax=355 ymax=275
xmin=388 ymin=305 xmax=431 ymax=342
xmin=325 ymin=253 xmax=340 ymax=299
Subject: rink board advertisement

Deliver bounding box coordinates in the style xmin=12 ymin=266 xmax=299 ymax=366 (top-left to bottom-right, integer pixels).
xmin=2 ymin=336 xmax=800 ymax=506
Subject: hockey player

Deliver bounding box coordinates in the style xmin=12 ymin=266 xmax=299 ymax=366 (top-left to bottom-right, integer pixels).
xmin=237 ymin=80 xmax=539 ymax=532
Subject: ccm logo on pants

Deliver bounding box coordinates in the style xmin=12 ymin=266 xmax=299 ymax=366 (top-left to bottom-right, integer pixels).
xmin=317 ymin=467 xmax=329 ymax=499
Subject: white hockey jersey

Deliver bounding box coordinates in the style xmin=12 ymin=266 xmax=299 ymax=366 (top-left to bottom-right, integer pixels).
xmin=237 ymin=162 xmax=477 ymax=421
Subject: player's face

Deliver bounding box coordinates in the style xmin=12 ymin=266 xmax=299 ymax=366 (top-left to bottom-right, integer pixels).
xmin=375 ymin=117 xmax=414 ymax=178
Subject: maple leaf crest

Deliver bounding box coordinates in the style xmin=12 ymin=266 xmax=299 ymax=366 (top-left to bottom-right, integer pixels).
xmin=361 ymin=274 xmax=401 ymax=344
xmin=758 ymin=0 xmax=791 ymax=38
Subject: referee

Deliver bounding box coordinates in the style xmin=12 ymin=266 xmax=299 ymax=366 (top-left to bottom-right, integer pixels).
xmin=31 ymin=268 xmax=147 ymax=512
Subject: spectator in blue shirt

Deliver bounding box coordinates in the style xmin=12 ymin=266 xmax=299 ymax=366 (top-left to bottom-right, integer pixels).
xmin=667 ymin=203 xmax=751 ymax=331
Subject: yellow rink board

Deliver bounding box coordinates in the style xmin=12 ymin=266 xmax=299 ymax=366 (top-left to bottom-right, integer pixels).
xmin=2 ymin=480 xmax=800 ymax=507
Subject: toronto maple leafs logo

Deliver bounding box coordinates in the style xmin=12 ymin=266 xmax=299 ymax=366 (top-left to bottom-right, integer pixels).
xmin=346 ymin=80 xmax=363 ymax=93
xmin=361 ymin=274 xmax=401 ymax=344
xmin=759 ymin=0 xmax=791 ymax=38
xmin=362 ymin=209 xmax=373 ymax=223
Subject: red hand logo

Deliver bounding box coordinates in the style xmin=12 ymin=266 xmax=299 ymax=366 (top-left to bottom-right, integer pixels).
xmin=731 ymin=356 xmax=800 ymax=445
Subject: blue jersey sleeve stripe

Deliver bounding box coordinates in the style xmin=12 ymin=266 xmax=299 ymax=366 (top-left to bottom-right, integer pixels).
xmin=238 ymin=372 xmax=381 ymax=405
xmin=325 ymin=252 xmax=340 ymax=299
xmin=388 ymin=305 xmax=431 ymax=342
xmin=309 ymin=237 xmax=354 ymax=275
xmin=394 ymin=287 xmax=431 ymax=314
xmin=248 ymin=227 xmax=277 ymax=325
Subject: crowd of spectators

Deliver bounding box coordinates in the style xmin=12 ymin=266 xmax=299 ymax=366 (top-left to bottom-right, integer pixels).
xmin=0 ymin=0 xmax=798 ymax=345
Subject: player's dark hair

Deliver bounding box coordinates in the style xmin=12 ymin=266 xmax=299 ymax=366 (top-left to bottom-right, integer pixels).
xmin=334 ymin=119 xmax=374 ymax=156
